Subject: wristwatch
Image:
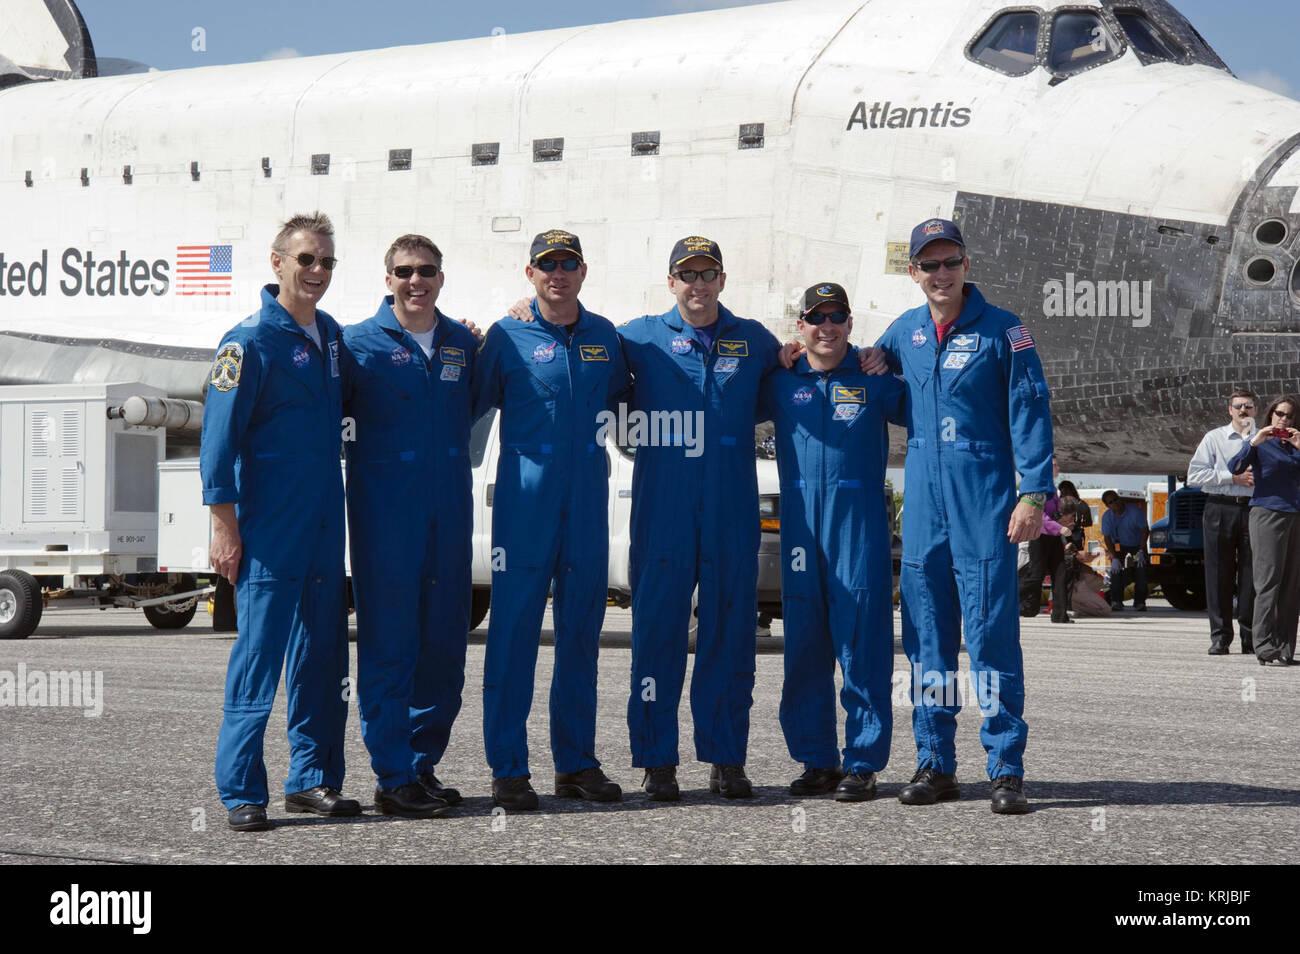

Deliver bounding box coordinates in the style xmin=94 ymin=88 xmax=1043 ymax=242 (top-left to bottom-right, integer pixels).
xmin=1019 ymin=492 xmax=1047 ymax=508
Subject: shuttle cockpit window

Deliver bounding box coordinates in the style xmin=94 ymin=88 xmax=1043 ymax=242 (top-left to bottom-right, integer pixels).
xmin=1113 ymin=8 xmax=1183 ymax=62
xmin=969 ymin=10 xmax=1041 ymax=76
xmin=1046 ymin=10 xmax=1122 ymax=75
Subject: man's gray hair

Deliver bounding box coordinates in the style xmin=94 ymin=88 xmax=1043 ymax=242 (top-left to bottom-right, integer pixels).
xmin=272 ymin=211 xmax=334 ymax=251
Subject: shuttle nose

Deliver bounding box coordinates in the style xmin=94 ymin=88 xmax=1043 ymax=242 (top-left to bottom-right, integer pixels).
xmin=1220 ymin=134 xmax=1300 ymax=334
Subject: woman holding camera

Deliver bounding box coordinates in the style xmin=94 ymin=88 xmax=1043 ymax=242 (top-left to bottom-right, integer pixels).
xmin=1230 ymin=394 xmax=1300 ymax=666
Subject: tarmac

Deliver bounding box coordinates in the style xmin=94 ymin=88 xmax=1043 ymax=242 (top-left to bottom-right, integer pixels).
xmin=2 ymin=601 xmax=1296 ymax=865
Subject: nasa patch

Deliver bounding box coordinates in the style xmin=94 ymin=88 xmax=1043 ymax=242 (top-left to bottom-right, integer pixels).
xmin=292 ymin=344 xmax=311 ymax=368
xmin=671 ymin=336 xmax=692 ymax=355
xmin=791 ymin=386 xmax=814 ymax=407
xmin=714 ymin=357 xmax=740 ymax=374
xmin=942 ymin=352 xmax=971 ymax=370
xmin=210 ymin=342 xmax=243 ymax=392
xmin=833 ymin=403 xmax=860 ymax=421
xmin=390 ymin=346 xmax=412 ymax=367
xmin=533 ymin=341 xmax=557 ymax=364
xmin=911 ymin=329 xmax=927 ymax=348
xmin=440 ymin=364 xmax=462 ymax=382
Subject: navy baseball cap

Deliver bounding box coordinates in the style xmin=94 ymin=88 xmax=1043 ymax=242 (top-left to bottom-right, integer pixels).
xmin=801 ymin=282 xmax=850 ymax=317
xmin=670 ymin=236 xmax=723 ymax=271
xmin=909 ymin=218 xmax=965 ymax=259
xmin=530 ymin=229 xmax=583 ymax=263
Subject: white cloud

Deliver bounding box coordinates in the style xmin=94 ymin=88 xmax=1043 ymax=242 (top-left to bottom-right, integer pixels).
xmin=1240 ymin=69 xmax=1293 ymax=98
xmin=261 ymin=47 xmax=301 ymax=61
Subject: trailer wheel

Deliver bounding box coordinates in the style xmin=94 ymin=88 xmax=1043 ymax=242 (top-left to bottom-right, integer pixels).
xmin=470 ymin=589 xmax=490 ymax=631
xmin=1162 ymin=583 xmax=1207 ymax=612
xmin=144 ymin=574 xmax=199 ymax=629
xmin=0 ymin=570 xmax=42 ymax=639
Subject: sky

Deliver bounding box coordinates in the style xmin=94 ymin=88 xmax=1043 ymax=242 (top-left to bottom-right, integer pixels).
xmin=73 ymin=0 xmax=1300 ymax=99
xmin=69 ymin=0 xmax=1295 ymax=492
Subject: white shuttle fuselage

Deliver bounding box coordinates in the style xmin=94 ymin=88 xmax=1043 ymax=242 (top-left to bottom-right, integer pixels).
xmin=2 ymin=0 xmax=1299 ymax=470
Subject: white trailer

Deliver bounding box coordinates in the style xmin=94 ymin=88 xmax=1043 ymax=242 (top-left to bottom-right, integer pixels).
xmin=0 ymin=383 xmax=207 ymax=638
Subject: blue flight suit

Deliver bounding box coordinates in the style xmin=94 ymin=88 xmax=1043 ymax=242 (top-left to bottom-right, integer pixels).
xmin=876 ymin=284 xmax=1053 ymax=780
xmin=343 ymin=299 xmax=477 ymax=790
xmin=470 ymin=301 xmax=630 ymax=779
xmin=201 ymin=285 xmax=350 ymax=811
xmin=759 ymin=347 xmax=906 ymax=774
xmin=620 ymin=304 xmax=780 ymax=768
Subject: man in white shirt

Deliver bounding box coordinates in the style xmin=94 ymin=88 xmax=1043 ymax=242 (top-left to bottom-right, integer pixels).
xmin=1187 ymin=389 xmax=1258 ymax=655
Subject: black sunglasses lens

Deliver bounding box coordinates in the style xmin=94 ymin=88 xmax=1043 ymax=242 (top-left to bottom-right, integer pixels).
xmin=393 ymin=264 xmax=438 ymax=278
xmin=291 ymin=252 xmax=337 ymax=271
xmin=538 ymin=258 xmax=580 ymax=272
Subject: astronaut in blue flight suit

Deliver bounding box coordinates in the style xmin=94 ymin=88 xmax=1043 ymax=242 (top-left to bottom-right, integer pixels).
xmin=470 ymin=229 xmax=630 ymax=811
xmin=621 ymin=237 xmax=781 ymax=801
xmin=872 ymin=219 xmax=1053 ymax=815
xmin=759 ymin=283 xmax=906 ymax=802
xmin=343 ymin=234 xmax=478 ymax=819
xmin=201 ymin=213 xmax=360 ymax=832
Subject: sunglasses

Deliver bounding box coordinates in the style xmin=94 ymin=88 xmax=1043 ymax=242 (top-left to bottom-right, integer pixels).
xmin=913 ymin=255 xmax=966 ymax=273
xmin=1232 ymin=403 xmax=1255 ymax=411
xmin=673 ymin=268 xmax=721 ymax=283
xmin=1275 ymin=409 xmax=1295 ymax=418
xmin=535 ymin=257 xmax=582 ymax=272
xmin=391 ymin=264 xmax=440 ymax=279
xmin=278 ymin=250 xmax=338 ymax=271
xmin=803 ymin=310 xmax=850 ymax=325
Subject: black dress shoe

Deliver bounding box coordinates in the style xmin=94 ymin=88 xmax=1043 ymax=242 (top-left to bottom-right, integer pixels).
xmin=1258 ymin=648 xmax=1283 ymax=666
xmin=790 ymin=766 xmax=843 ymax=796
xmin=555 ymin=767 xmax=622 ymax=802
xmin=642 ymin=765 xmax=680 ymax=802
xmin=1207 ymin=644 xmax=1229 ymax=656
xmin=1134 ymin=604 xmax=1148 ymax=612
xmin=492 ymin=776 xmax=539 ymax=811
xmin=284 ymin=786 xmax=362 ymax=817
xmin=417 ymin=771 xmax=463 ymax=807
xmin=375 ymin=782 xmax=451 ymax=819
xmin=1110 ymin=603 xmax=1124 ymax=612
xmin=990 ymin=775 xmax=1030 ymax=814
xmin=709 ymin=764 xmax=753 ymax=799
xmin=899 ymin=767 xmax=960 ymax=805
xmin=228 ymin=804 xmax=268 ymax=832
xmin=833 ymin=772 xmax=877 ymax=802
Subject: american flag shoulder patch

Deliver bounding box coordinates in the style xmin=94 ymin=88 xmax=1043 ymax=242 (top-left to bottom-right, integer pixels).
xmin=1006 ymin=324 xmax=1035 ymax=352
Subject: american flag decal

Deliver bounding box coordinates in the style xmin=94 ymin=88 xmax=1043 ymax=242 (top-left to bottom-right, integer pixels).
xmin=1006 ymin=324 xmax=1035 ymax=352
xmin=176 ymin=245 xmax=233 ymax=296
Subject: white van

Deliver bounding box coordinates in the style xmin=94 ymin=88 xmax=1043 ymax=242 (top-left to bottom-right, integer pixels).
xmin=158 ymin=410 xmax=785 ymax=633
xmin=466 ymin=409 xmax=784 ymax=631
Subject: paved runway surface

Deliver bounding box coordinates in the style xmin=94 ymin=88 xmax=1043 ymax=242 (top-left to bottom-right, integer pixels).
xmin=2 ymin=602 xmax=1296 ymax=865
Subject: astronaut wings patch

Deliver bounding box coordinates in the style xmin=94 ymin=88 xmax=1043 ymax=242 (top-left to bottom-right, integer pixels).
xmin=210 ymin=342 xmax=243 ymax=392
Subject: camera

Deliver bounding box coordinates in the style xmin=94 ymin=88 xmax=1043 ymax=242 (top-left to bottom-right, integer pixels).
xmin=1273 ymin=427 xmax=1291 ymax=438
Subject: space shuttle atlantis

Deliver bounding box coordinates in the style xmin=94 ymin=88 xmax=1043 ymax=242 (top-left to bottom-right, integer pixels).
xmin=1 ymin=0 xmax=1298 ymax=471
